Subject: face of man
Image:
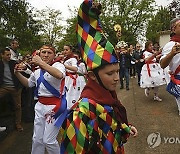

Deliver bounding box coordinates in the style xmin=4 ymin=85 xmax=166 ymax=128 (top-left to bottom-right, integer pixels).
xmin=39 ymin=48 xmax=55 ymax=64
xmin=1 ymin=50 xmax=11 ymax=62
xmin=174 ymin=22 xmax=180 ymax=35
xmin=10 ymin=40 xmax=19 ymax=50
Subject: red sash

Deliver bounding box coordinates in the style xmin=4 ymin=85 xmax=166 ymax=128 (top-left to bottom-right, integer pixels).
xmin=38 ymin=96 xmax=61 ymax=113
xmin=170 ymin=65 xmax=180 ymax=85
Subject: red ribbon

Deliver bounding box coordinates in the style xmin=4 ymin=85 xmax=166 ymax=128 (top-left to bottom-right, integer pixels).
xmin=66 ymin=72 xmax=78 ymax=88
xmin=146 ymin=61 xmax=155 ymax=77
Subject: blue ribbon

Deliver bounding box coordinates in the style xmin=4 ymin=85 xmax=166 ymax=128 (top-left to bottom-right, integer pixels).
xmin=34 ymin=69 xmax=67 ymax=121
xmin=166 ymin=75 xmax=180 ymax=98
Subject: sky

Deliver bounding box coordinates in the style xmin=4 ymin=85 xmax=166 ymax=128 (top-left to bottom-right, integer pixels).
xmin=27 ymin=0 xmax=173 ymax=19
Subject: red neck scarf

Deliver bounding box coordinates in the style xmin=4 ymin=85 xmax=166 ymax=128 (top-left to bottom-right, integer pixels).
xmin=64 ymin=53 xmax=74 ymax=62
xmin=80 ymin=78 xmax=128 ymax=125
xmin=170 ymin=35 xmax=180 ymax=43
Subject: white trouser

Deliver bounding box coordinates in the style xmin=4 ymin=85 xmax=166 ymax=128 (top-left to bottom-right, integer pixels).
xmin=175 ymin=97 xmax=180 ymax=113
xmin=31 ymin=102 xmax=60 ymax=154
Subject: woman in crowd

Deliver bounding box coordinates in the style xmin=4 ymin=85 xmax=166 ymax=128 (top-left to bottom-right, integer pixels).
xmin=63 ymin=45 xmax=79 ymax=109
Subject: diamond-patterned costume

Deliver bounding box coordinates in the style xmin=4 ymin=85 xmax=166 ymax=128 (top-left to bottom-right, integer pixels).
xmin=77 ymin=0 xmax=118 ymax=71
xmin=59 ymin=79 xmax=130 ymax=154
xmin=59 ymin=0 xmax=131 ymax=153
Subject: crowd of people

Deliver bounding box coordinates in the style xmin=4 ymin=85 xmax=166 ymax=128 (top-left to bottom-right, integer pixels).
xmin=0 ymin=0 xmax=179 ymax=153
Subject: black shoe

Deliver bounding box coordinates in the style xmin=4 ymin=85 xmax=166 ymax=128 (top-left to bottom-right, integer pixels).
xmin=126 ymin=87 xmax=129 ymax=90
xmin=120 ymin=86 xmax=124 ymax=89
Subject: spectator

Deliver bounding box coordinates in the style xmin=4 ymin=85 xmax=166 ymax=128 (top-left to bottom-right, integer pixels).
xmin=21 ymin=54 xmax=34 ymax=122
xmin=15 ymin=45 xmax=66 ymax=154
xmin=116 ymin=41 xmax=131 ymax=90
xmin=132 ymin=43 xmax=144 ymax=86
xmin=160 ymin=17 xmax=180 ymax=115
xmin=129 ymin=44 xmax=136 ymax=78
xmin=6 ymin=39 xmax=20 ymax=61
xmin=0 ymin=47 xmax=23 ymax=131
xmin=140 ymin=41 xmax=166 ymax=101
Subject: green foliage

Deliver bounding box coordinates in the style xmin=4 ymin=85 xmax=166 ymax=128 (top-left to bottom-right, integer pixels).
xmin=168 ymin=0 xmax=180 ymax=18
xmin=35 ymin=7 xmax=64 ymax=47
xmin=61 ymin=0 xmax=156 ymax=47
xmin=100 ymin=0 xmax=156 ymax=45
xmin=146 ymin=6 xmax=171 ymax=43
xmin=0 ymin=0 xmax=42 ymax=51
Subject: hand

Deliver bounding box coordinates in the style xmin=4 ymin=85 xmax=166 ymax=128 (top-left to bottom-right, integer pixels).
xmin=140 ymin=59 xmax=144 ymax=62
xmin=30 ymin=55 xmax=43 ymax=66
xmin=14 ymin=63 xmax=27 ymax=72
xmin=171 ymin=43 xmax=180 ymax=56
xmin=130 ymin=126 xmax=138 ymax=137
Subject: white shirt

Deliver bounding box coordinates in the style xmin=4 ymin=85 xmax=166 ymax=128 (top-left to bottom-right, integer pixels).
xmin=77 ymin=62 xmax=87 ymax=75
xmin=64 ymin=57 xmax=78 ymax=73
xmin=143 ymin=51 xmax=156 ymax=62
xmin=28 ymin=62 xmax=66 ymax=97
xmin=161 ymin=41 xmax=180 ymax=75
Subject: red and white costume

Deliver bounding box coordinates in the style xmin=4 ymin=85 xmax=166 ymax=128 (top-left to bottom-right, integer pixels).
xmin=28 ymin=62 xmax=66 ymax=154
xmin=64 ymin=57 xmax=79 ymax=109
xmin=140 ymin=51 xmax=166 ymax=88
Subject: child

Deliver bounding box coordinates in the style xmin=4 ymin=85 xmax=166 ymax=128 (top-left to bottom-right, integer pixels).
xmin=63 ymin=45 xmax=79 ymax=109
xmin=59 ymin=0 xmax=137 ymax=153
xmin=140 ymin=41 xmax=166 ymax=101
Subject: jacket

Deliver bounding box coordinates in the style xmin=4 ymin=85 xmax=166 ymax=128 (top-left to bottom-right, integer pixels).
xmin=0 ymin=60 xmax=22 ymax=89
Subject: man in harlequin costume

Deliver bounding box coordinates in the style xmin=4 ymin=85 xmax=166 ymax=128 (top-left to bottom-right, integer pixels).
xmin=59 ymin=0 xmax=138 ymax=153
xmin=15 ymin=45 xmax=67 ymax=154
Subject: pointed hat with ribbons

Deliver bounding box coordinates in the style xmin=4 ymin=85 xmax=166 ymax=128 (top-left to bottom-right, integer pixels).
xmin=76 ymin=0 xmax=118 ymax=71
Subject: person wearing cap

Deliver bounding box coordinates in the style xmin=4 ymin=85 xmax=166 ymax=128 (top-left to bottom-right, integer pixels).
xmin=140 ymin=41 xmax=166 ymax=101
xmin=58 ymin=0 xmax=137 ymax=153
xmin=160 ymin=17 xmax=180 ymax=115
xmin=15 ymin=44 xmax=66 ymax=154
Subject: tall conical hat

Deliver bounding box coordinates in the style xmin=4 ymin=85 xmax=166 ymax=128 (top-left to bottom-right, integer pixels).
xmin=76 ymin=0 xmax=118 ymax=71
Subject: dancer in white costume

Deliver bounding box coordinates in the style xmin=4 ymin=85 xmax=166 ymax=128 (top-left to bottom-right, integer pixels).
xmin=74 ymin=51 xmax=87 ymax=98
xmin=160 ymin=17 xmax=180 ymax=115
xmin=140 ymin=41 xmax=166 ymax=101
xmin=15 ymin=45 xmax=66 ymax=154
xmin=63 ymin=45 xmax=79 ymax=109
